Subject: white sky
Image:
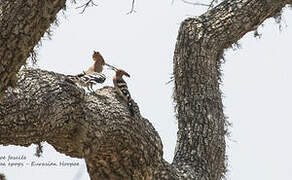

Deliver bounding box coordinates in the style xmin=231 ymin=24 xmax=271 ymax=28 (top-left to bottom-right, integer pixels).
xmin=0 ymin=1 xmax=291 ymax=179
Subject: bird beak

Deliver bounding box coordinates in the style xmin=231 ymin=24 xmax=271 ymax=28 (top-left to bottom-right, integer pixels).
xmin=125 ymin=73 xmax=130 ymax=78
xmin=105 ymin=63 xmax=118 ymax=71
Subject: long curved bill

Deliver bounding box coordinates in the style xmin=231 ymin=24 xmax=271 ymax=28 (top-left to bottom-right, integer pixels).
xmin=105 ymin=63 xmax=118 ymax=71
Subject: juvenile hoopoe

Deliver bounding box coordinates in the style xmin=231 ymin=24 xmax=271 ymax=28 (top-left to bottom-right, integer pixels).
xmin=84 ymin=51 xmax=106 ymax=74
xmin=67 ymin=72 xmax=106 ymax=92
xmin=67 ymin=51 xmax=110 ymax=92
xmin=110 ymin=66 xmax=135 ymax=116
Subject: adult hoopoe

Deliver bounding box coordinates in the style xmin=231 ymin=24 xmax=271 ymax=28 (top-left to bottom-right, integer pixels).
xmin=67 ymin=72 xmax=106 ymax=92
xmin=66 ymin=51 xmax=107 ymax=92
xmin=109 ymin=66 xmax=135 ymax=116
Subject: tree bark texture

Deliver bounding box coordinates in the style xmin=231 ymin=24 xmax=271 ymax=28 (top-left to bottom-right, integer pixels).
xmin=1 ymin=0 xmax=292 ymax=179
xmin=172 ymin=0 xmax=291 ymax=179
xmin=0 ymin=0 xmax=66 ymax=99
xmin=0 ymin=68 xmax=181 ymax=179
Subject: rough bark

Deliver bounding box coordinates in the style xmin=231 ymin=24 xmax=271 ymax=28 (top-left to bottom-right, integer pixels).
xmin=0 ymin=0 xmax=292 ymax=179
xmin=172 ymin=0 xmax=291 ymax=179
xmin=0 ymin=0 xmax=66 ymax=99
xmin=0 ymin=68 xmax=193 ymax=179
xmin=0 ymin=68 xmax=163 ymax=179
xmin=0 ymin=173 xmax=6 ymax=180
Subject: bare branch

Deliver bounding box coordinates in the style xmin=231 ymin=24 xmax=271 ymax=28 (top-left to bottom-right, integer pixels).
xmin=76 ymin=0 xmax=98 ymax=14
xmin=173 ymin=0 xmax=292 ymax=178
xmin=35 ymin=142 xmax=44 ymax=157
xmin=127 ymin=0 xmax=136 ymax=15
xmin=0 ymin=68 xmax=187 ymax=179
xmin=181 ymin=0 xmax=209 ymax=7
xmin=178 ymin=0 xmax=218 ymax=9
xmin=208 ymin=0 xmax=218 ymax=9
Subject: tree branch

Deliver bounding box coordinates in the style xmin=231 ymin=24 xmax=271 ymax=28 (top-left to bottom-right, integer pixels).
xmin=76 ymin=0 xmax=98 ymax=14
xmin=1 ymin=0 xmax=292 ymax=179
xmin=0 ymin=0 xmax=66 ymax=100
xmin=172 ymin=0 xmax=292 ymax=179
xmin=0 ymin=68 xmax=186 ymax=179
xmin=127 ymin=0 xmax=136 ymax=15
xmin=180 ymin=0 xmax=209 ymax=7
xmin=208 ymin=0 xmax=218 ymax=9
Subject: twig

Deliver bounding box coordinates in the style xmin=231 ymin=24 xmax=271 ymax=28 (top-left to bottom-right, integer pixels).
xmin=165 ymin=79 xmax=174 ymax=85
xmin=208 ymin=0 xmax=217 ymax=10
xmin=76 ymin=0 xmax=98 ymax=14
xmin=127 ymin=0 xmax=136 ymax=15
xmin=181 ymin=0 xmax=209 ymax=7
xmin=165 ymin=75 xmax=174 ymax=85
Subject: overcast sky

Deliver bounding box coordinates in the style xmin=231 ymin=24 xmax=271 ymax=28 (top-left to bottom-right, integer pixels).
xmin=1 ymin=1 xmax=292 ymax=179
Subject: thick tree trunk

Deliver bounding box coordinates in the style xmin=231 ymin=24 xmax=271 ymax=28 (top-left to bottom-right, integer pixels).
xmin=172 ymin=0 xmax=291 ymax=179
xmin=0 ymin=0 xmax=291 ymax=179
xmin=0 ymin=0 xmax=66 ymax=99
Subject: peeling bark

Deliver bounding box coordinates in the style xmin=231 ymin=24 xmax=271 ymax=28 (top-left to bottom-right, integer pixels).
xmin=0 ymin=0 xmax=291 ymax=179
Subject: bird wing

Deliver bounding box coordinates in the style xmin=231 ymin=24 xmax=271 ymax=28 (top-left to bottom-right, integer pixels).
xmin=88 ymin=73 xmax=106 ymax=84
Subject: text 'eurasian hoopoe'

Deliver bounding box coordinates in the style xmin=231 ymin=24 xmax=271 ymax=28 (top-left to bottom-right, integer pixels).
xmin=109 ymin=65 xmax=135 ymax=116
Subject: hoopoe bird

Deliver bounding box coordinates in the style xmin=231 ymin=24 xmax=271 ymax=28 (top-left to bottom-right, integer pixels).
xmin=66 ymin=51 xmax=108 ymax=92
xmin=67 ymin=72 xmax=106 ymax=92
xmin=109 ymin=65 xmax=135 ymax=116
xmin=84 ymin=51 xmax=106 ymax=74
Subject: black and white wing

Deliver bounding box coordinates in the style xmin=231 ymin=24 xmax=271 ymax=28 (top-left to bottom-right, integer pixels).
xmin=67 ymin=72 xmax=106 ymax=88
xmin=87 ymin=72 xmax=106 ymax=84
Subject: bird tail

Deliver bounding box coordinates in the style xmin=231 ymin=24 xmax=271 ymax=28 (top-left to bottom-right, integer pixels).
xmin=128 ymin=99 xmax=135 ymax=116
xmin=118 ymin=87 xmax=135 ymax=116
xmin=66 ymin=72 xmax=87 ymax=87
xmin=66 ymin=75 xmax=79 ymax=82
xmin=68 ymin=71 xmax=85 ymax=79
xmin=76 ymin=72 xmax=86 ymax=77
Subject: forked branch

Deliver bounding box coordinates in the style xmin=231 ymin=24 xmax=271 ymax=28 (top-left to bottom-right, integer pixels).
xmin=76 ymin=0 xmax=98 ymax=13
